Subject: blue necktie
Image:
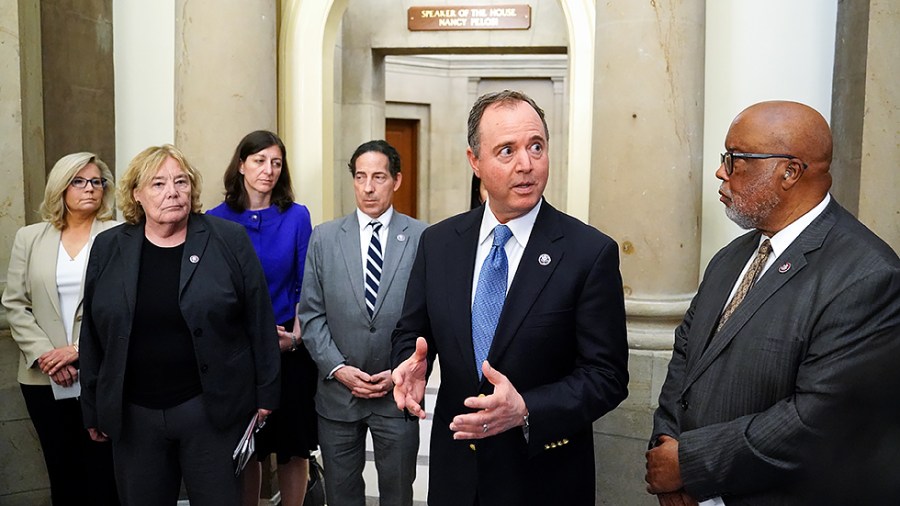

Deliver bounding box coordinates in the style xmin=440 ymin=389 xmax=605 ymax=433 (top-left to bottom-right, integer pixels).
xmin=365 ymin=221 xmax=383 ymax=317
xmin=471 ymin=225 xmax=513 ymax=379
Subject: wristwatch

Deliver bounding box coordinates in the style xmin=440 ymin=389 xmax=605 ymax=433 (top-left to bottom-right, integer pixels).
xmin=289 ymin=334 xmax=298 ymax=352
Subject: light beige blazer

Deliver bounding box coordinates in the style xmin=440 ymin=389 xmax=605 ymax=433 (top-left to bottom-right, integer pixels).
xmin=2 ymin=219 xmax=120 ymax=385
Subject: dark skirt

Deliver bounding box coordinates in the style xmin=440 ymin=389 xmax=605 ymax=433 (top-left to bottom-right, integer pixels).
xmin=255 ymin=320 xmax=319 ymax=463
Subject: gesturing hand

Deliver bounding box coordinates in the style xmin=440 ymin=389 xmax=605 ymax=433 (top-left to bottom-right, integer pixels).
xmin=392 ymin=337 xmax=428 ymax=419
xmin=449 ymin=360 xmax=527 ymax=439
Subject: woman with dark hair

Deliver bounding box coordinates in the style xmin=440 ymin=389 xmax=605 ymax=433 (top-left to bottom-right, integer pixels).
xmin=207 ymin=130 xmax=317 ymax=506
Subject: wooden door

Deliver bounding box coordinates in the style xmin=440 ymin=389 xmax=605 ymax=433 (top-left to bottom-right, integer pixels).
xmin=385 ymin=118 xmax=418 ymax=218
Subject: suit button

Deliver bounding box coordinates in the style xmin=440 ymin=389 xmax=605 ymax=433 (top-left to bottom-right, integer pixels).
xmin=200 ymin=364 xmax=209 ymax=373
xmin=193 ymin=328 xmax=203 ymax=337
xmin=679 ymin=398 xmax=688 ymax=410
xmin=369 ymin=327 xmax=376 ymax=333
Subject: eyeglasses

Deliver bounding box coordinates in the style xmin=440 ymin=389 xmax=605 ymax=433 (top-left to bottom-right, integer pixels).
xmin=719 ymin=152 xmax=808 ymax=176
xmin=70 ymin=177 xmax=108 ymax=189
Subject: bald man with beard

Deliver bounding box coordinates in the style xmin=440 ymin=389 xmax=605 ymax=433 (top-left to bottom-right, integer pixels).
xmin=645 ymin=101 xmax=900 ymax=505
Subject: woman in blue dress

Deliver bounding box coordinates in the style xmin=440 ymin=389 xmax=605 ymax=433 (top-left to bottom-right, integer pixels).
xmin=208 ymin=130 xmax=317 ymax=506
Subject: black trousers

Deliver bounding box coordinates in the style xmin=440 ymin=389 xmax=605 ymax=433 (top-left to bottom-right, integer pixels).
xmin=113 ymin=394 xmax=243 ymax=506
xmin=20 ymin=383 xmax=119 ymax=506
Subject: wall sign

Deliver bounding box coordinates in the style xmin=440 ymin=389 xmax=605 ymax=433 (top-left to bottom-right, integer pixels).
xmin=408 ymin=5 xmax=531 ymax=31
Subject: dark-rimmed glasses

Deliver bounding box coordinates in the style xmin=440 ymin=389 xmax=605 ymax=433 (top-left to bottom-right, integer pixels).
xmin=720 ymin=152 xmax=807 ymax=176
xmin=70 ymin=177 xmax=108 ymax=189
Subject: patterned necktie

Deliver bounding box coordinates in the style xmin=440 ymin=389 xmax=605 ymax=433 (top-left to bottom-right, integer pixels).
xmin=717 ymin=239 xmax=772 ymax=332
xmin=365 ymin=221 xmax=383 ymax=318
xmin=471 ymin=225 xmax=513 ymax=379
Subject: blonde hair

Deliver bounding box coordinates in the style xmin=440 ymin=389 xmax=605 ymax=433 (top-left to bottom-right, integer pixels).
xmin=40 ymin=152 xmax=116 ymax=230
xmin=117 ymin=144 xmax=203 ymax=224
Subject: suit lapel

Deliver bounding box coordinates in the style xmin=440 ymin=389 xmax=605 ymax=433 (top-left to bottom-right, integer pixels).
xmin=180 ymin=215 xmax=209 ymax=296
xmin=684 ymin=233 xmax=760 ymax=374
xmin=34 ymin=224 xmax=64 ymax=321
xmin=449 ymin=207 xmax=483 ymax=383
xmin=486 ymin=203 xmax=564 ymax=371
xmin=73 ymin=219 xmax=112 ymax=319
xmin=115 ymin=223 xmax=145 ymax=326
xmin=684 ymin=202 xmax=838 ymax=391
xmin=338 ymin=214 xmax=367 ymax=317
xmin=374 ymin=214 xmax=412 ymax=316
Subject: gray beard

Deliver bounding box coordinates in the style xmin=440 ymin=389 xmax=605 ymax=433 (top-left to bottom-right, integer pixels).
xmin=724 ymin=189 xmax=780 ymax=230
xmin=725 ymin=205 xmax=760 ymax=229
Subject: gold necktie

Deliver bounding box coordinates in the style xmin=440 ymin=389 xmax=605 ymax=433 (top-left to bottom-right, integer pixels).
xmin=717 ymin=239 xmax=772 ymax=332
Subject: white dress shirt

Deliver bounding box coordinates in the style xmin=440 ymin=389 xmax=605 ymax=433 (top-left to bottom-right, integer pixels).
xmin=471 ymin=198 xmax=542 ymax=306
xmin=357 ymin=206 xmax=394 ymax=281
xmin=722 ymin=194 xmax=831 ymax=308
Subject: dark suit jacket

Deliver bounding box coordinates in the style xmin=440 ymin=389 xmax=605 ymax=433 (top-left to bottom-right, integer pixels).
xmin=80 ymin=214 xmax=281 ymax=441
xmin=392 ymin=201 xmax=629 ymax=506
xmin=652 ymin=199 xmax=900 ymax=505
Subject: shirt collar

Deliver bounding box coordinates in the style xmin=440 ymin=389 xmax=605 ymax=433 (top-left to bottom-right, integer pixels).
xmin=765 ymin=193 xmax=831 ymax=258
xmin=357 ymin=206 xmax=394 ymax=231
xmin=478 ymin=198 xmax=542 ymax=248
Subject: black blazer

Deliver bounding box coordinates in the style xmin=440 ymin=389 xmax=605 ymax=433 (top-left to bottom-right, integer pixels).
xmin=653 ymin=199 xmax=900 ymax=504
xmin=392 ymin=201 xmax=629 ymax=506
xmin=80 ymin=214 xmax=281 ymax=441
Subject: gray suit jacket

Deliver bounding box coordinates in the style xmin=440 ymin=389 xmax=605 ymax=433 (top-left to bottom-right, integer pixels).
xmin=652 ymin=199 xmax=900 ymax=504
xmin=299 ymin=211 xmax=426 ymax=422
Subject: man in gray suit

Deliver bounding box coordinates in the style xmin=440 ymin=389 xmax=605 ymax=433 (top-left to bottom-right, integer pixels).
xmin=646 ymin=101 xmax=900 ymax=505
xmin=299 ymin=140 xmax=426 ymax=506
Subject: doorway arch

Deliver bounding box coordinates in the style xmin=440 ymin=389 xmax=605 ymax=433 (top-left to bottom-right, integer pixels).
xmin=280 ymin=0 xmax=594 ymax=223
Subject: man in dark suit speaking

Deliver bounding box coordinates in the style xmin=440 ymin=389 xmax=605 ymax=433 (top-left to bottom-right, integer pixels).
xmin=646 ymin=101 xmax=900 ymax=505
xmin=391 ymin=90 xmax=629 ymax=505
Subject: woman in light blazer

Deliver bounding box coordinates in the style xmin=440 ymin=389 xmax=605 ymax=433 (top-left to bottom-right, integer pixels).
xmin=2 ymin=152 xmax=120 ymax=505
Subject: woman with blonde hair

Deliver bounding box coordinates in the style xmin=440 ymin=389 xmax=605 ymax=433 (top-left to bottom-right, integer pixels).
xmin=2 ymin=152 xmax=120 ymax=505
xmin=79 ymin=144 xmax=281 ymax=506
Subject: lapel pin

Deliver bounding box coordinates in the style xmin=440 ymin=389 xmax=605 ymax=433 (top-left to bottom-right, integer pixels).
xmin=778 ymin=262 xmax=791 ymax=273
xmin=538 ymin=253 xmax=551 ymax=266
xmin=396 ymin=233 xmax=406 ymax=242
xmin=189 ymin=255 xmax=200 ymax=264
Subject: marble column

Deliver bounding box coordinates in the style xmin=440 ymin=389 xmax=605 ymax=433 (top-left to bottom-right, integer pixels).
xmin=0 ymin=5 xmax=49 ymax=504
xmin=1 ymin=0 xmax=44 ymax=317
xmin=856 ymin=0 xmax=899 ymax=252
xmin=174 ymin=0 xmax=278 ymax=211
xmin=589 ymin=1 xmax=705 ymax=504
xmin=335 ymin=6 xmax=387 ymax=216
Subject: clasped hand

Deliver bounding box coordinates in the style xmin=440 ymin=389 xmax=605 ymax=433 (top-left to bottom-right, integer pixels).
xmin=37 ymin=345 xmax=78 ymax=383
xmin=645 ymin=435 xmax=697 ymax=505
xmin=335 ymin=366 xmax=393 ymax=399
